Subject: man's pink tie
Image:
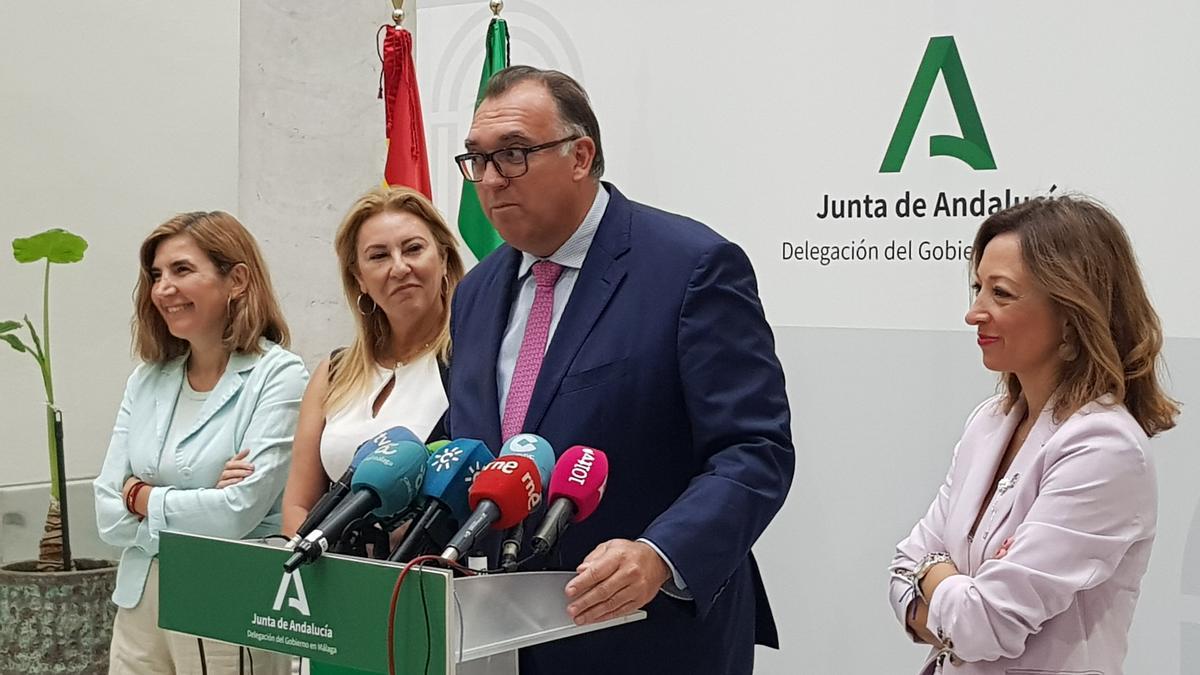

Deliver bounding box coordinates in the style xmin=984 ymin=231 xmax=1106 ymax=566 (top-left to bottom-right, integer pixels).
xmin=501 ymin=260 xmax=564 ymax=441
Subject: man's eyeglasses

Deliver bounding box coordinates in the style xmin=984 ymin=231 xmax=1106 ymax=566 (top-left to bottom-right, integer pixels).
xmin=454 ymin=135 xmax=579 ymax=182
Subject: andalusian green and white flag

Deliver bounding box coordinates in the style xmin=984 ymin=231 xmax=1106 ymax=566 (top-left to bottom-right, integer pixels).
xmin=458 ymin=16 xmax=510 ymax=262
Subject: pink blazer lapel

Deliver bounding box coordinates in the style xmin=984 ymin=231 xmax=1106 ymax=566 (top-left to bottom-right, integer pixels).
xmin=944 ymin=399 xmax=1026 ymax=566
xmin=966 ymin=403 xmax=1065 ymax=570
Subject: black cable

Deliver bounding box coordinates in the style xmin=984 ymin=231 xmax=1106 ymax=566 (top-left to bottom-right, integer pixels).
xmin=484 ymin=551 xmax=539 ymax=575
xmin=419 ymin=561 xmax=431 ymax=675
xmin=238 ymin=646 xmax=244 ymax=675
xmin=387 ymin=556 xmax=479 ymax=675
xmin=197 ymin=639 xmax=208 ymax=675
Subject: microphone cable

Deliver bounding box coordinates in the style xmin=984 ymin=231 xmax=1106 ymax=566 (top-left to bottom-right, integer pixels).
xmin=386 ymin=554 xmax=479 ymax=675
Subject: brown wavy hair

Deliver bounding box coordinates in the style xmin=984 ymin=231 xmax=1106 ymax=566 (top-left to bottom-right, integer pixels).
xmin=327 ymin=186 xmax=464 ymax=414
xmin=972 ymin=195 xmax=1179 ymax=436
xmin=133 ymin=211 xmax=289 ymax=363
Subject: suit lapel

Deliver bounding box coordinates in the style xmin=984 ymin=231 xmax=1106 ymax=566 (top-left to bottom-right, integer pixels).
xmin=945 ymin=399 xmax=1025 ymax=563
xmin=972 ymin=403 xmax=1062 ymax=555
xmin=175 ymin=350 xmax=258 ymax=448
xmin=522 ymin=187 xmax=631 ymax=436
xmin=473 ymin=247 xmax=522 ymax=452
xmin=149 ymin=356 xmax=187 ymax=467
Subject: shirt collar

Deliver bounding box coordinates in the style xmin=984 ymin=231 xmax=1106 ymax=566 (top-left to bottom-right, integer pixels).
xmin=517 ymin=184 xmax=610 ymax=279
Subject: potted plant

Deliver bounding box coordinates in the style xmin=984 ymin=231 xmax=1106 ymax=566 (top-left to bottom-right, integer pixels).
xmin=0 ymin=228 xmax=118 ymax=674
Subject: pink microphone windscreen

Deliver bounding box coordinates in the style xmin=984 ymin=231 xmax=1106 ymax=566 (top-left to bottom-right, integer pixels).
xmin=547 ymin=445 xmax=609 ymax=522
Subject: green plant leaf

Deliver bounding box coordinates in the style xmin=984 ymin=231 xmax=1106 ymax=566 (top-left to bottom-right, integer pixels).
xmin=23 ymin=315 xmax=44 ymax=361
xmin=12 ymin=229 xmax=88 ymax=264
xmin=1 ymin=333 xmax=29 ymax=353
xmin=0 ymin=320 xmax=20 ymax=334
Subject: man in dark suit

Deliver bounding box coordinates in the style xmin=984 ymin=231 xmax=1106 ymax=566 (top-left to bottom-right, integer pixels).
xmin=447 ymin=66 xmax=793 ymax=675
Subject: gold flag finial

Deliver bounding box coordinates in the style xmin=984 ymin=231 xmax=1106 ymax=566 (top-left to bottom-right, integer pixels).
xmin=490 ymin=0 xmax=504 ymax=16
xmin=390 ymin=0 xmax=405 ymax=26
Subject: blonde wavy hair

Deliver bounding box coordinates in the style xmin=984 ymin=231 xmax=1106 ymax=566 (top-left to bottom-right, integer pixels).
xmin=133 ymin=211 xmax=289 ymax=363
xmin=972 ymin=195 xmax=1179 ymax=436
xmin=326 ymin=186 xmax=464 ymax=414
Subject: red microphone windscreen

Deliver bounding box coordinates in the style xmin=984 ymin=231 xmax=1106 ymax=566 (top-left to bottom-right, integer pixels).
xmin=468 ymin=455 xmax=543 ymax=529
xmin=547 ymin=446 xmax=609 ymax=523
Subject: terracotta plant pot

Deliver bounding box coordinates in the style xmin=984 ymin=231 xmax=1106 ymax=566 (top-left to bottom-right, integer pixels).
xmin=0 ymin=558 xmax=118 ymax=675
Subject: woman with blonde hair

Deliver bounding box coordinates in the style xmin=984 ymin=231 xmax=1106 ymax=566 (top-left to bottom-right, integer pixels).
xmin=94 ymin=211 xmax=307 ymax=674
xmin=277 ymin=186 xmax=464 ymax=549
xmin=888 ymin=195 xmax=1179 ymax=674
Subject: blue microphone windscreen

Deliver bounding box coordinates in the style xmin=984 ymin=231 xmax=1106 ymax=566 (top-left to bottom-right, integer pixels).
xmin=353 ymin=426 xmax=422 ymax=469
xmin=500 ymin=433 xmax=555 ymax=486
xmin=423 ymin=439 xmax=495 ymax=524
xmin=352 ymin=439 xmax=428 ymax=516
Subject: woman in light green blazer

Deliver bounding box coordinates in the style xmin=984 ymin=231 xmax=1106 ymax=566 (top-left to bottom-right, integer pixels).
xmin=94 ymin=211 xmax=307 ymax=675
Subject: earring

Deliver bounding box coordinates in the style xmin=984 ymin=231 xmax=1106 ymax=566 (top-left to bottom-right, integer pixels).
xmin=357 ymin=292 xmax=378 ymax=316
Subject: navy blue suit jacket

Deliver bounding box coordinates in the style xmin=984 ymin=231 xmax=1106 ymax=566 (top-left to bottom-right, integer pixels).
xmin=447 ymin=184 xmax=794 ymax=675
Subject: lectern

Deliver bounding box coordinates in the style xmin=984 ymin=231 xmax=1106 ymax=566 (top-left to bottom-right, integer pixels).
xmin=157 ymin=532 xmax=644 ymax=675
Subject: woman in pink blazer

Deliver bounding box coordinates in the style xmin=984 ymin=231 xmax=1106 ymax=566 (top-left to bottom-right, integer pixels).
xmin=889 ymin=196 xmax=1179 ymax=674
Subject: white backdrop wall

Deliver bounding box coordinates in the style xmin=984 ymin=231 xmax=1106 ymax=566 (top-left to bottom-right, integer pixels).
xmin=412 ymin=2 xmax=1200 ymax=673
xmin=1 ymin=2 xmax=1197 ymax=673
xmin=0 ymin=1 xmax=240 ymax=487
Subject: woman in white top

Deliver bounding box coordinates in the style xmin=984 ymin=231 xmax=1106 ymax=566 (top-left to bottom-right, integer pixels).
xmin=95 ymin=211 xmax=307 ymax=675
xmin=277 ymin=186 xmax=465 ymax=545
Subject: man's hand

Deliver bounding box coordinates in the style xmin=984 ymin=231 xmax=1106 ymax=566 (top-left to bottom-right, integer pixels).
xmin=564 ymin=539 xmax=671 ymax=625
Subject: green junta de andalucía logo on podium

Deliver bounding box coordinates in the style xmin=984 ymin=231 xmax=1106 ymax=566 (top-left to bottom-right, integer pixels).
xmin=880 ymin=36 xmax=996 ymax=173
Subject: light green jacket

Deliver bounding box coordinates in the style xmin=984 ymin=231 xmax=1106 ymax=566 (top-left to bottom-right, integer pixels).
xmin=93 ymin=339 xmax=308 ymax=608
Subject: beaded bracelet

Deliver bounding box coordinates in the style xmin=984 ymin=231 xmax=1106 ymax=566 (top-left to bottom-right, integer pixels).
xmin=125 ymin=480 xmax=149 ymax=519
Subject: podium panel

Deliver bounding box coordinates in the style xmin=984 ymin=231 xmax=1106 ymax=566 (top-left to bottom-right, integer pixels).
xmin=158 ymin=532 xmax=451 ymax=674
xmin=158 ymin=532 xmax=643 ymax=675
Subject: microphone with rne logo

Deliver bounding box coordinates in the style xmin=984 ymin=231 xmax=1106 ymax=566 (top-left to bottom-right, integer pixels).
xmin=530 ymin=446 xmax=609 ymax=556
xmin=283 ymin=432 xmax=427 ymax=572
xmin=387 ymin=439 xmax=495 ymax=563
xmin=440 ymin=455 xmax=543 ymax=562
xmin=288 ymin=427 xmax=422 ymax=548
xmin=496 ymin=434 xmax=554 ymax=570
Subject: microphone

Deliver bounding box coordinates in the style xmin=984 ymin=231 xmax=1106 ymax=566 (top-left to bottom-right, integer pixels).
xmin=499 ymin=521 xmax=524 ymax=572
xmin=284 ymin=434 xmax=427 ymax=572
xmin=426 ymin=439 xmax=451 ymax=454
xmin=498 ymin=433 xmax=555 ymax=485
xmin=531 ymin=446 xmax=609 ymax=556
xmin=387 ymin=439 xmax=495 ymax=563
xmin=441 ymin=455 xmax=543 ymax=562
xmin=495 ymin=434 xmax=555 ymax=570
xmin=288 ymin=427 xmax=422 ymax=548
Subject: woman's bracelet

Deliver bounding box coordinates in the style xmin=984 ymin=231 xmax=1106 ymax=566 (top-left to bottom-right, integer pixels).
xmin=911 ymin=552 xmax=954 ymax=604
xmin=125 ymin=480 xmax=149 ymax=519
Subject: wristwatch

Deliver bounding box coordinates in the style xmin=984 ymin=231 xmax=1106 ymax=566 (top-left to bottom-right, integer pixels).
xmin=910 ymin=552 xmax=954 ymax=604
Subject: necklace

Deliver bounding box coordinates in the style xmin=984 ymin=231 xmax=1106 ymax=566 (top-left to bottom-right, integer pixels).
xmin=391 ymin=341 xmax=432 ymax=369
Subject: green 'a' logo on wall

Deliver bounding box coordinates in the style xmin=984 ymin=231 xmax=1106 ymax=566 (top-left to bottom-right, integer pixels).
xmin=880 ymin=36 xmax=996 ymax=173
